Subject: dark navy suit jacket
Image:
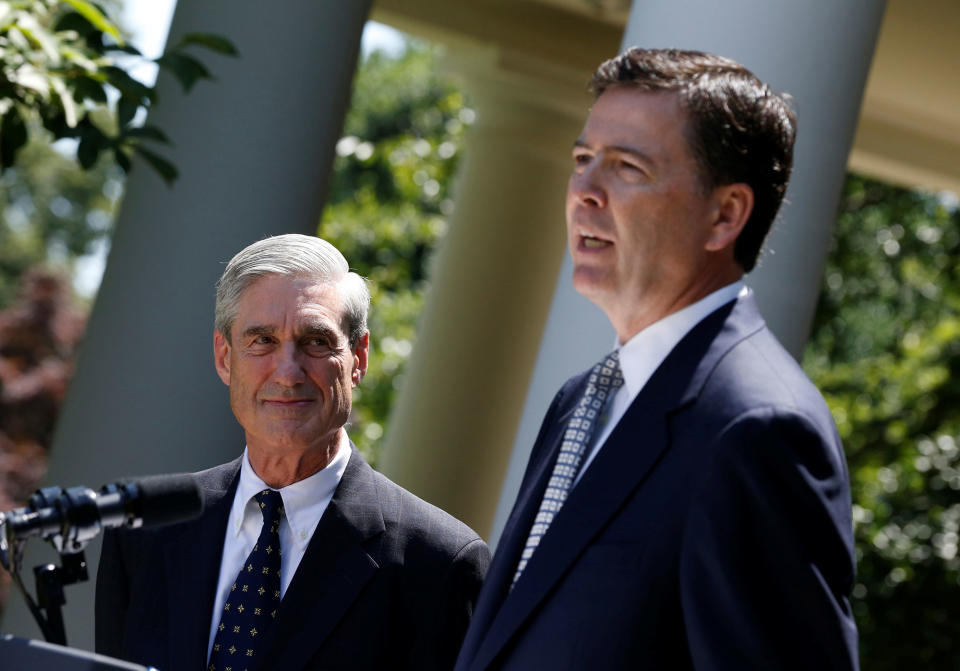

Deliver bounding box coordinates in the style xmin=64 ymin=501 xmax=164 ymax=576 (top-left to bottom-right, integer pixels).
xmin=96 ymin=446 xmax=490 ymax=671
xmin=455 ymin=295 xmax=859 ymax=670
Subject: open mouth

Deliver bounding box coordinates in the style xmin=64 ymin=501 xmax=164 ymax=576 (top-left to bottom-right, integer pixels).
xmin=581 ymin=233 xmax=612 ymax=249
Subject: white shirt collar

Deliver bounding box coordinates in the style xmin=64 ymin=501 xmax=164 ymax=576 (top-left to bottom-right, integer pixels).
xmin=617 ymin=281 xmax=746 ymax=399
xmin=232 ymin=439 xmax=351 ymax=545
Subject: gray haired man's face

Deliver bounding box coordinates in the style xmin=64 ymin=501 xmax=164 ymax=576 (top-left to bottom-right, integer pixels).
xmin=213 ymin=274 xmax=367 ymax=458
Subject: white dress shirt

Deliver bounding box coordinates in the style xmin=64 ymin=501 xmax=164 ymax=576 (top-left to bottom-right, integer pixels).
xmin=206 ymin=438 xmax=350 ymax=659
xmin=574 ymin=281 xmax=747 ymax=485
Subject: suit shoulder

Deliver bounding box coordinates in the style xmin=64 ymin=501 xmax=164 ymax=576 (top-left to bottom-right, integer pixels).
xmin=701 ymin=326 xmax=833 ymax=425
xmin=682 ymin=326 xmax=846 ymax=477
xmin=192 ymin=457 xmax=242 ymax=490
xmin=369 ymin=467 xmax=486 ymax=557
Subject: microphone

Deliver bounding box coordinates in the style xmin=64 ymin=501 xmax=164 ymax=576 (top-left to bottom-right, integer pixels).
xmin=1 ymin=474 xmax=204 ymax=555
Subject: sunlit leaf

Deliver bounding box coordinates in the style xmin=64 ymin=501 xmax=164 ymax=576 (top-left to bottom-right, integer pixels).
xmin=49 ymin=76 xmax=77 ymax=127
xmin=61 ymin=0 xmax=122 ymax=43
xmin=14 ymin=14 xmax=60 ymax=64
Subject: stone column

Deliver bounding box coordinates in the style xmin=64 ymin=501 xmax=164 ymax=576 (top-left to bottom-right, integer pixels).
xmin=378 ymin=48 xmax=590 ymax=537
xmin=1 ymin=0 xmax=371 ymax=649
xmin=490 ymin=0 xmax=888 ymax=544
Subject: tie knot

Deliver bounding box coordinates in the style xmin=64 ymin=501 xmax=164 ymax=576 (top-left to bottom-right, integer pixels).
xmin=255 ymin=489 xmax=284 ymax=525
xmin=590 ymin=350 xmax=624 ymax=393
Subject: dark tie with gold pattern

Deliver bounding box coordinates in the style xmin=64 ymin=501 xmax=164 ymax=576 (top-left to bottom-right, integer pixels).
xmin=208 ymin=489 xmax=283 ymax=671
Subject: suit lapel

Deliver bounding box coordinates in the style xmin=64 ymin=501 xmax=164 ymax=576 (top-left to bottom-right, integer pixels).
xmin=470 ymin=296 xmax=764 ymax=670
xmin=470 ymin=374 xmax=674 ymax=671
xmin=164 ymin=459 xmax=240 ymax=671
xmin=458 ymin=396 xmax=579 ymax=666
xmin=258 ymin=446 xmax=384 ymax=671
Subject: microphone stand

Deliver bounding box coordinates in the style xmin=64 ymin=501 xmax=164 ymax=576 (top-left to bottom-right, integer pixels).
xmin=31 ymin=552 xmax=89 ymax=645
xmin=1 ymin=486 xmax=92 ymax=646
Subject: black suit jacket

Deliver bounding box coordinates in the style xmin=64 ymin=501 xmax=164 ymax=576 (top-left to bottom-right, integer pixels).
xmin=455 ymin=295 xmax=859 ymax=670
xmin=96 ymin=446 xmax=490 ymax=671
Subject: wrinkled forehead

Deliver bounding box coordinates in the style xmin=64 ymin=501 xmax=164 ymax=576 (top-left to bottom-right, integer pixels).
xmin=236 ymin=273 xmax=347 ymax=327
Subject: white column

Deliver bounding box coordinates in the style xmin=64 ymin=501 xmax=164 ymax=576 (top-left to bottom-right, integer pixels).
xmin=1 ymin=0 xmax=372 ymax=649
xmin=378 ymin=49 xmax=590 ymax=537
xmin=491 ymin=0 xmax=888 ymax=545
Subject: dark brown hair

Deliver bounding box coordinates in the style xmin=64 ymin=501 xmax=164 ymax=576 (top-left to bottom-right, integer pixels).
xmin=590 ymin=48 xmax=797 ymax=272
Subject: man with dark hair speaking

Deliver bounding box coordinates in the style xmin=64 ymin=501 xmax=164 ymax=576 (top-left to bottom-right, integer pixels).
xmin=455 ymin=48 xmax=858 ymax=670
xmin=96 ymin=234 xmax=490 ymax=671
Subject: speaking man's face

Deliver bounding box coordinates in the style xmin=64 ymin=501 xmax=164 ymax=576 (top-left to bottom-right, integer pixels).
xmin=213 ymin=274 xmax=367 ymax=458
xmin=565 ymin=88 xmax=723 ymax=338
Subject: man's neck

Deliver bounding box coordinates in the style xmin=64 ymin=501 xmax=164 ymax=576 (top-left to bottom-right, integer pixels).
xmin=247 ymin=429 xmax=346 ymax=488
xmin=613 ymin=268 xmax=744 ymax=343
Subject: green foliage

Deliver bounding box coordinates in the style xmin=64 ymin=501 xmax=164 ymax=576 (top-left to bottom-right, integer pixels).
xmin=804 ymin=175 xmax=960 ymax=668
xmin=0 ymin=0 xmax=235 ymax=184
xmin=319 ymin=42 xmax=473 ymax=463
xmin=0 ymin=135 xmax=119 ymax=307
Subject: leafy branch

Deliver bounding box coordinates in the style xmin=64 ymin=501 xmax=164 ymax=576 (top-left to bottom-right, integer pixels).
xmin=0 ymin=0 xmax=236 ymax=184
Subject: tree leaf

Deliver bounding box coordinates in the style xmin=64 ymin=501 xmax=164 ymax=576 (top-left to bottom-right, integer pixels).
xmin=6 ymin=64 xmax=51 ymax=97
xmin=13 ymin=14 xmax=60 ymax=64
xmin=116 ymin=97 xmax=138 ymax=128
xmin=40 ymin=110 xmax=71 ymax=138
xmin=103 ymin=43 xmax=143 ymax=56
xmin=113 ymin=146 xmax=131 ymax=172
xmin=77 ymin=125 xmax=103 ymax=169
xmin=72 ymin=75 xmax=108 ymax=104
xmin=177 ymin=33 xmax=239 ymax=56
xmin=155 ymin=52 xmax=212 ymax=92
xmin=53 ymin=11 xmax=96 ymax=36
xmin=103 ymin=66 xmax=155 ymax=104
xmin=124 ymin=125 xmax=170 ymax=144
xmin=49 ymin=76 xmax=78 ymax=127
xmin=134 ymin=144 xmax=178 ymax=185
xmin=0 ymin=105 xmax=28 ymax=169
xmin=60 ymin=0 xmax=123 ymax=44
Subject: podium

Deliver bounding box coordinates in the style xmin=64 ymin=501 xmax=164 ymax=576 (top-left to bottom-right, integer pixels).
xmin=0 ymin=634 xmax=155 ymax=670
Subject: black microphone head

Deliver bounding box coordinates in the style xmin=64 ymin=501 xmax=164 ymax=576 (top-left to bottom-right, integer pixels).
xmin=130 ymin=474 xmax=204 ymax=528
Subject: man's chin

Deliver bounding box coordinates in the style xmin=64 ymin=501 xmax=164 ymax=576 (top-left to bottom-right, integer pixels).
xmin=571 ymin=269 xmax=615 ymax=303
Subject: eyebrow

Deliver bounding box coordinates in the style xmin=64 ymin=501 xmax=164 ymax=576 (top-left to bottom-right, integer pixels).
xmin=241 ymin=323 xmax=340 ymax=340
xmin=299 ymin=324 xmax=340 ymax=341
xmin=242 ymin=325 xmax=276 ymax=338
xmin=573 ymin=138 xmax=655 ymax=166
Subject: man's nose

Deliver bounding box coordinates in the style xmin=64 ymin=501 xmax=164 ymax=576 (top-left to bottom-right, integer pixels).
xmin=569 ymin=164 xmax=607 ymax=209
xmin=272 ymin=344 xmax=306 ymax=386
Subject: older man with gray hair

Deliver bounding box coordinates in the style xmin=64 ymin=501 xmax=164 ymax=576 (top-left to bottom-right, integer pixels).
xmin=96 ymin=234 xmax=490 ymax=671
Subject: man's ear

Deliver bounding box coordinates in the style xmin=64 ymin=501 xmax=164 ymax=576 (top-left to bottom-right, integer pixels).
xmin=213 ymin=330 xmax=232 ymax=386
xmin=705 ymin=183 xmax=754 ymax=253
xmin=351 ymin=331 xmax=369 ymax=387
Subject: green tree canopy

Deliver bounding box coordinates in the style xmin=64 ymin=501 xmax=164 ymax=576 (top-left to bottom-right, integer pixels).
xmin=319 ymin=41 xmax=472 ymax=460
xmin=804 ymin=175 xmax=960 ymax=668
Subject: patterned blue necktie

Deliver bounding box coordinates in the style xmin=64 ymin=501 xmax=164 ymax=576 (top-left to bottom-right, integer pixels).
xmin=513 ymin=350 xmax=624 ymax=586
xmin=208 ymin=489 xmax=284 ymax=671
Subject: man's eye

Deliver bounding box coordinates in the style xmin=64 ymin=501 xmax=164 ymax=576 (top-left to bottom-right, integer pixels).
xmin=573 ymin=153 xmax=591 ymax=167
xmin=254 ymin=336 xmax=273 ymax=345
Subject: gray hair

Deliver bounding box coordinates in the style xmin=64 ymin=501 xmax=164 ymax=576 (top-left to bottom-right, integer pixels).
xmin=215 ymin=234 xmax=370 ymax=347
